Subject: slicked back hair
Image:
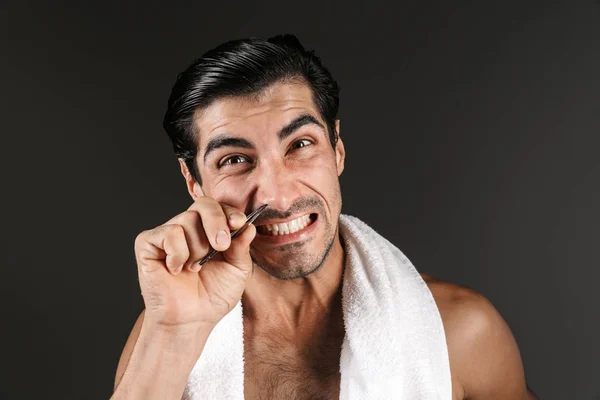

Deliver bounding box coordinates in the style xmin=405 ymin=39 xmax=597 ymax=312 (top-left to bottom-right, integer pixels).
xmin=162 ymin=34 xmax=340 ymax=184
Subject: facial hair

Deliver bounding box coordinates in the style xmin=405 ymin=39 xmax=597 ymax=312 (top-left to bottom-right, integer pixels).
xmin=250 ymin=193 xmax=340 ymax=280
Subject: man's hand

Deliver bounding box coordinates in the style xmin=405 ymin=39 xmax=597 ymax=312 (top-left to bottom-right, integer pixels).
xmin=112 ymin=197 xmax=257 ymax=399
xmin=134 ymin=196 xmax=256 ymax=330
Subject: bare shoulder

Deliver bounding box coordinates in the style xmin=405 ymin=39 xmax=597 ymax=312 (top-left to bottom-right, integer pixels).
xmin=420 ymin=274 xmax=507 ymax=362
xmin=420 ymin=274 xmax=536 ymax=400
xmin=420 ymin=273 xmax=493 ymax=332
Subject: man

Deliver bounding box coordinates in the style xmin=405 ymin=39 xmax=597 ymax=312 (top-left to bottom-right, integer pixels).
xmin=112 ymin=34 xmax=537 ymax=399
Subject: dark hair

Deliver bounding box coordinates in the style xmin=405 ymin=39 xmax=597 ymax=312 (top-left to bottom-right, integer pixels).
xmin=162 ymin=34 xmax=340 ymax=184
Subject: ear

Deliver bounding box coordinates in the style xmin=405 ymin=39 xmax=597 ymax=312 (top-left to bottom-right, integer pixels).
xmin=334 ymin=120 xmax=345 ymax=176
xmin=178 ymin=158 xmax=204 ymax=200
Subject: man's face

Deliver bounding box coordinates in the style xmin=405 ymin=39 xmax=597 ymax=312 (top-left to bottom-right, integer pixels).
xmin=188 ymin=81 xmax=345 ymax=280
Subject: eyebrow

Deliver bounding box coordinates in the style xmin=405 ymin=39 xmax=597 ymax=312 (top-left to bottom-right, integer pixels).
xmin=203 ymin=137 xmax=255 ymax=164
xmin=278 ymin=114 xmax=325 ymax=141
xmin=202 ymin=113 xmax=325 ymax=164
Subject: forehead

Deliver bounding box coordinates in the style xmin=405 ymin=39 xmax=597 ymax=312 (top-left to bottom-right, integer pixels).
xmin=192 ymin=81 xmax=321 ymax=143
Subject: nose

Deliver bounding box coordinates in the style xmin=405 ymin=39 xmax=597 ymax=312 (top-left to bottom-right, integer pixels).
xmin=251 ymin=160 xmax=302 ymax=213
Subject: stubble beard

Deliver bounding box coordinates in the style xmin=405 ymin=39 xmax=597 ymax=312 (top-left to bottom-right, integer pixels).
xmin=250 ymin=183 xmax=342 ymax=280
xmin=252 ymin=230 xmax=337 ymax=280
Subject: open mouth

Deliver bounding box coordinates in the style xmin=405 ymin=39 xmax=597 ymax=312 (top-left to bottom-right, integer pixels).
xmin=256 ymin=213 xmax=317 ymax=236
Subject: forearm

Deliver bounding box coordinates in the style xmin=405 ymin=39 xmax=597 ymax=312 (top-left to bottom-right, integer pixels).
xmin=111 ymin=322 xmax=213 ymax=400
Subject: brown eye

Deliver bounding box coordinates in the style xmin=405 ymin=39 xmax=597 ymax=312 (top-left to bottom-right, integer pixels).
xmin=290 ymin=139 xmax=313 ymax=150
xmin=219 ymin=154 xmax=251 ymax=168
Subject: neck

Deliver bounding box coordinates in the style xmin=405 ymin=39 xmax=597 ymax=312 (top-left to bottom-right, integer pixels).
xmin=242 ymin=233 xmax=345 ymax=331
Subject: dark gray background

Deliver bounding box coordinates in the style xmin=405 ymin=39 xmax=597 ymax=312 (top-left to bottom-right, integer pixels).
xmin=1 ymin=1 xmax=598 ymax=399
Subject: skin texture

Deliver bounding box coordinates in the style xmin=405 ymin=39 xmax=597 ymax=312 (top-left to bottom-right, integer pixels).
xmin=114 ymin=81 xmax=536 ymax=399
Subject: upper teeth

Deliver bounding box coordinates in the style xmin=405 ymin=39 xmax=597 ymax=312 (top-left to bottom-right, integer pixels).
xmin=261 ymin=215 xmax=311 ymax=235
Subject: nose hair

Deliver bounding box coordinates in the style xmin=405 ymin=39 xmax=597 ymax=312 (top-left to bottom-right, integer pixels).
xmin=252 ymin=162 xmax=301 ymax=212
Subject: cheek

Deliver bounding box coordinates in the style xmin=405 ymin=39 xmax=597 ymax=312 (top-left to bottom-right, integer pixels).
xmin=294 ymin=154 xmax=342 ymax=202
xmin=201 ymin=173 xmax=253 ymax=209
xmin=210 ymin=179 xmax=253 ymax=208
xmin=286 ymin=148 xmax=332 ymax=174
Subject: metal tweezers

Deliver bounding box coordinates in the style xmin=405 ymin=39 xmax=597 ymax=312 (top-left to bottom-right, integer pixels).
xmin=197 ymin=204 xmax=268 ymax=266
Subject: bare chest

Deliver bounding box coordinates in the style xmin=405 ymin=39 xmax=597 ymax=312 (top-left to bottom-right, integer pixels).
xmin=243 ymin=328 xmax=343 ymax=400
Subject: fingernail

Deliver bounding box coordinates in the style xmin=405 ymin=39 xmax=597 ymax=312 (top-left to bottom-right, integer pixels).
xmin=190 ymin=263 xmax=201 ymax=273
xmin=175 ymin=264 xmax=183 ymax=274
xmin=216 ymin=229 xmax=229 ymax=245
xmin=228 ymin=212 xmax=245 ymax=221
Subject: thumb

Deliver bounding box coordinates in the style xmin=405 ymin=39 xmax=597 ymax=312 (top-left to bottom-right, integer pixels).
xmin=222 ymin=223 xmax=256 ymax=274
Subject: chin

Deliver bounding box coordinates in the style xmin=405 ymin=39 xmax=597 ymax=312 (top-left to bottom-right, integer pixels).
xmin=251 ymin=235 xmax=335 ymax=280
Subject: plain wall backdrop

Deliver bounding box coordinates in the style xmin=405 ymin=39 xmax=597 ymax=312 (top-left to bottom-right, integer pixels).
xmin=1 ymin=1 xmax=599 ymax=399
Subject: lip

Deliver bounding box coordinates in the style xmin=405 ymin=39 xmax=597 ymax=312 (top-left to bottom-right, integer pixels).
xmin=253 ymin=213 xmax=318 ymax=246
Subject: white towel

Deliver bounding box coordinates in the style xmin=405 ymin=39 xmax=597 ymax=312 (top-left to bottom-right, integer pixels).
xmin=183 ymin=214 xmax=452 ymax=399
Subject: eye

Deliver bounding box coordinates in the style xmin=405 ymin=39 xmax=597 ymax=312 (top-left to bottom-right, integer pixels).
xmin=290 ymin=138 xmax=313 ymax=150
xmin=218 ymin=154 xmax=251 ymax=168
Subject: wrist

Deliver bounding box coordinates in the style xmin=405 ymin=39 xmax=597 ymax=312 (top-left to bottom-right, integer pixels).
xmin=140 ymin=317 xmax=215 ymax=357
xmin=113 ymin=319 xmax=215 ymax=400
xmin=143 ymin=312 xmax=216 ymax=336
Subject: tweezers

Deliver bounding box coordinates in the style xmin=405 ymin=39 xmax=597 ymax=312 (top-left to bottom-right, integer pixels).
xmin=198 ymin=204 xmax=268 ymax=266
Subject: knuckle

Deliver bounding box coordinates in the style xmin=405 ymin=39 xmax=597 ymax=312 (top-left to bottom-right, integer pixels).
xmin=162 ymin=225 xmax=187 ymax=250
xmin=134 ymin=231 xmax=145 ymax=246
xmin=134 ymin=229 xmax=151 ymax=249
xmin=181 ymin=210 xmax=200 ymax=220
xmin=165 ymin=223 xmax=185 ymax=237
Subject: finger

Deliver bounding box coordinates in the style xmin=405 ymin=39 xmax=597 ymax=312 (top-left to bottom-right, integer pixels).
xmin=160 ymin=209 xmax=211 ymax=272
xmin=188 ymin=197 xmax=231 ymax=252
xmin=220 ymin=204 xmax=247 ymax=231
xmin=170 ymin=211 xmax=211 ymax=273
xmin=222 ymin=223 xmax=256 ymax=274
xmin=137 ymin=225 xmax=190 ymax=275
